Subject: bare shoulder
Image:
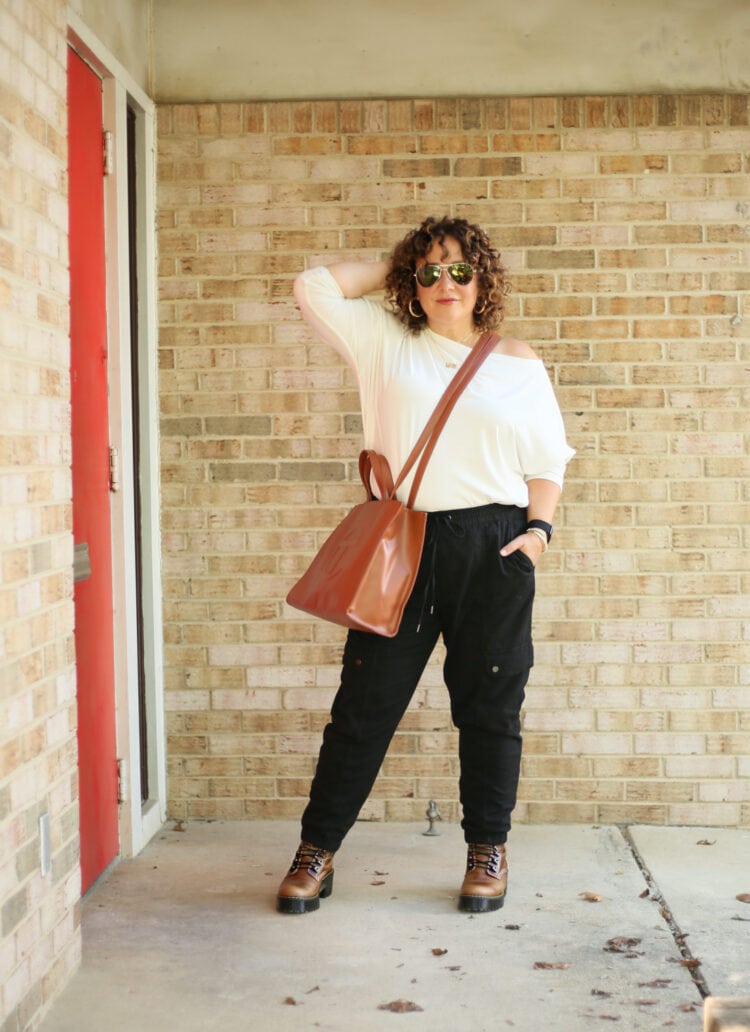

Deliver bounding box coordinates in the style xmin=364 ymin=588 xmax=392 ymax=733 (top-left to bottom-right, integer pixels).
xmin=497 ymin=336 xmax=539 ymax=360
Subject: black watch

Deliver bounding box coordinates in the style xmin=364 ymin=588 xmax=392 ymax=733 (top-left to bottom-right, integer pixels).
xmin=526 ymin=519 xmax=553 ymax=543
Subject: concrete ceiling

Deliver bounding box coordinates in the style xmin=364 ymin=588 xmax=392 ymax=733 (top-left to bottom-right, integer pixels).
xmin=152 ymin=0 xmax=750 ymax=102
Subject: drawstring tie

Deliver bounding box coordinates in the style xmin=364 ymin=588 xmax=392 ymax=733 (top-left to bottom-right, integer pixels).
xmin=415 ymin=515 xmax=466 ymax=633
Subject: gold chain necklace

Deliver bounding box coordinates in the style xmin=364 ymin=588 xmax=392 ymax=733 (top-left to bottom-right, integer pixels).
xmin=444 ymin=328 xmax=476 ymax=368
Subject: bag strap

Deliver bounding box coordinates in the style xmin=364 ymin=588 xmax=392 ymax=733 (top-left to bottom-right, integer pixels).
xmin=359 ymin=331 xmax=500 ymax=506
xmin=397 ymin=331 xmax=500 ymax=508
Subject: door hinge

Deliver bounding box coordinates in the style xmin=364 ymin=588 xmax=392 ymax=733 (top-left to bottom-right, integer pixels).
xmin=117 ymin=758 xmax=129 ymax=804
xmin=109 ymin=446 xmax=120 ymax=493
xmin=103 ymin=130 xmax=114 ymax=176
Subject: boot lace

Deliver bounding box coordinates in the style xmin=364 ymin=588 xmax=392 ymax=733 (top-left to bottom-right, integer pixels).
xmin=467 ymin=843 xmax=503 ymax=876
xmin=289 ymin=842 xmax=329 ymax=876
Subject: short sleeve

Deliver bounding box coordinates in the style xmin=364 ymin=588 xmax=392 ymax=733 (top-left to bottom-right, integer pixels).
xmin=293 ymin=266 xmax=390 ymax=368
xmin=516 ymin=367 xmax=576 ymax=488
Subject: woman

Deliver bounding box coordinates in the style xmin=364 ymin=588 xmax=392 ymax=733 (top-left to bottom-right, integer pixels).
xmin=277 ymin=216 xmax=574 ymax=915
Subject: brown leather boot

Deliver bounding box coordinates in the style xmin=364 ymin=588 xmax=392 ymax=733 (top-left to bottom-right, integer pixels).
xmin=276 ymin=841 xmax=335 ymax=914
xmin=458 ymin=843 xmax=508 ymax=912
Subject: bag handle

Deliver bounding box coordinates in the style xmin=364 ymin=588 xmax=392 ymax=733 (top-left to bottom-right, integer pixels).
xmin=397 ymin=331 xmax=500 ymax=508
xmin=359 ymin=449 xmax=394 ymax=500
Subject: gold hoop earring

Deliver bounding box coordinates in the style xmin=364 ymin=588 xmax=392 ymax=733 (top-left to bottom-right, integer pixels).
xmin=474 ymin=299 xmax=487 ymax=315
xmin=408 ymin=298 xmax=424 ymax=319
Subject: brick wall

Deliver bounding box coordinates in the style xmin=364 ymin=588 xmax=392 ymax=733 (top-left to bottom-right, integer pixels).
xmin=0 ymin=1 xmax=81 ymax=1029
xmin=157 ymin=95 xmax=750 ymax=830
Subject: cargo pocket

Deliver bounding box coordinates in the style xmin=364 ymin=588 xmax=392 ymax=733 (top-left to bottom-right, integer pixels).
xmin=333 ymin=630 xmax=410 ymax=739
xmin=449 ymin=642 xmax=533 ymax=728
xmin=486 ymin=642 xmax=534 ymax=678
xmin=339 ymin=631 xmax=380 ymax=685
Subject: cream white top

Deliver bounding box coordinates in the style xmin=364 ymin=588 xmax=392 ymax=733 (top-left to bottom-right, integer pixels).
xmin=295 ymin=266 xmax=575 ymax=511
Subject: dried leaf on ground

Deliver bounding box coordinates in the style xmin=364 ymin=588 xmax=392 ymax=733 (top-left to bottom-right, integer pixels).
xmin=634 ymin=999 xmax=658 ymax=1006
xmin=504 ymin=923 xmax=520 ymax=930
xmin=639 ymin=979 xmax=671 ymax=988
xmin=371 ymin=880 xmax=386 ymax=886
xmin=374 ymin=870 xmax=389 ymax=876
xmin=283 ymin=997 xmax=297 ymax=1006
xmin=172 ymin=821 xmax=187 ymax=832
xmin=668 ymin=957 xmax=701 ymax=969
xmin=305 ymin=986 xmax=320 ymax=994
xmin=639 ymin=888 xmax=650 ymax=898
xmin=591 ymin=989 xmax=613 ymax=998
xmin=678 ymin=1003 xmax=697 ymax=1012
xmin=431 ymin=948 xmax=448 ymax=956
xmin=604 ymin=937 xmax=642 ymax=954
xmin=579 ymin=891 xmax=603 ymax=902
xmin=534 ymin=961 xmax=571 ymax=970
xmin=696 ymin=839 xmax=715 ymax=846
xmin=378 ymin=1000 xmax=424 ymax=1013
xmin=736 ymin=893 xmax=750 ymax=903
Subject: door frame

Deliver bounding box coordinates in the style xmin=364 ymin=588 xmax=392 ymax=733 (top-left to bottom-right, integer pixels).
xmin=68 ymin=15 xmax=166 ymax=859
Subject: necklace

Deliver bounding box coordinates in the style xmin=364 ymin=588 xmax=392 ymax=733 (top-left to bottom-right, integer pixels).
xmin=443 ymin=327 xmax=476 ymax=367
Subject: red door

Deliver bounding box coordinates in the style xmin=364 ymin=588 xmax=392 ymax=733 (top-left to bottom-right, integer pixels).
xmin=68 ymin=47 xmax=119 ymax=892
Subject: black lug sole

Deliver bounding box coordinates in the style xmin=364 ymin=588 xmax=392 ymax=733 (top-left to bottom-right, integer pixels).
xmin=458 ymin=890 xmax=506 ymax=913
xmin=276 ymin=871 xmax=333 ymax=914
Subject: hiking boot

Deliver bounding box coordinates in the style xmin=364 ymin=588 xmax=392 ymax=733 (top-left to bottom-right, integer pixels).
xmin=458 ymin=842 xmax=507 ymax=912
xmin=276 ymin=841 xmax=334 ymax=914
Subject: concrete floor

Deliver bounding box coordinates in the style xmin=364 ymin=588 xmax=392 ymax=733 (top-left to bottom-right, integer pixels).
xmin=38 ymin=821 xmax=750 ymax=1032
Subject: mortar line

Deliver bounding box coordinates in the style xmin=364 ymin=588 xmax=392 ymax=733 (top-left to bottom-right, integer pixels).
xmin=619 ymin=825 xmax=711 ymax=999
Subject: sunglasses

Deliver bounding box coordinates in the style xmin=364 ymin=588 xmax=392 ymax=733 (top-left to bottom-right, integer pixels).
xmin=414 ymin=262 xmax=475 ymax=288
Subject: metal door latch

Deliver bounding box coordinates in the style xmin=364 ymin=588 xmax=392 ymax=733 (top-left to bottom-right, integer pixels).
xmin=103 ymin=130 xmax=114 ymax=175
xmin=109 ymin=446 xmax=120 ymax=492
xmin=73 ymin=541 xmax=91 ymax=582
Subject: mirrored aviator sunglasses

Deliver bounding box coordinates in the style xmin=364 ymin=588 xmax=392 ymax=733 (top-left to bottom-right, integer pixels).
xmin=414 ymin=262 xmax=475 ymax=288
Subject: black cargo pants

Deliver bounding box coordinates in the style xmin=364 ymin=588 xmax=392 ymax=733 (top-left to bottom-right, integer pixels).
xmin=301 ymin=502 xmax=535 ymax=852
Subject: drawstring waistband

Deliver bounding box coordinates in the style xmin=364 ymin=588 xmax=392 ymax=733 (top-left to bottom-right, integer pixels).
xmin=416 ymin=529 xmax=437 ymax=634
xmin=416 ymin=513 xmax=466 ymax=633
xmin=415 ymin=503 xmax=524 ymax=633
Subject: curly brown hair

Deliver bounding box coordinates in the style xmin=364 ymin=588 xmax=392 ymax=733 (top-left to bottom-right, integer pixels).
xmin=385 ymin=215 xmax=509 ymax=334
